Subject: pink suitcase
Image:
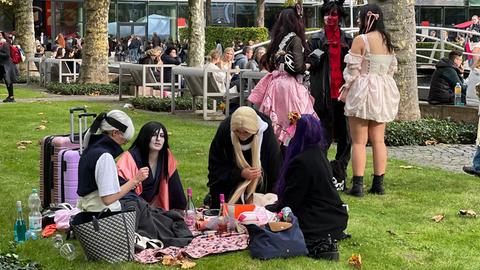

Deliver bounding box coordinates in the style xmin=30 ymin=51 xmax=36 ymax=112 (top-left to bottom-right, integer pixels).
xmin=39 ymin=107 xmax=93 ymax=207
xmin=54 ymin=112 xmax=96 ymax=207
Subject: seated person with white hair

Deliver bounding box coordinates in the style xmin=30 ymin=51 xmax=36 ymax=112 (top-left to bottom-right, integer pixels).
xmin=77 ymin=110 xmax=149 ymax=212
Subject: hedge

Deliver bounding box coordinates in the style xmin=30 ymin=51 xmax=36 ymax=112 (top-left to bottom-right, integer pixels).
xmin=416 ymin=42 xmax=461 ymax=64
xmin=46 ymin=83 xmax=118 ymax=95
xmin=385 ymin=118 xmax=476 ymax=146
xmin=131 ymin=96 xmax=214 ymax=112
xmin=179 ymin=26 xmax=269 ymax=54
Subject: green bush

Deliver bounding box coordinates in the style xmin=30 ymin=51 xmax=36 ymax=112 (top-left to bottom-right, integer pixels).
xmin=179 ymin=26 xmax=269 ymax=53
xmin=385 ymin=118 xmax=476 ymax=146
xmin=16 ymin=75 xmax=41 ymax=84
xmin=416 ymin=42 xmax=461 ymax=64
xmin=46 ymin=83 xmax=118 ymax=95
xmin=131 ymin=96 xmax=215 ymax=112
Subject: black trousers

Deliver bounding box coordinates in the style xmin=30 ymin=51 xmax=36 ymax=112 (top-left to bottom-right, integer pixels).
xmin=321 ymin=99 xmax=351 ymax=180
xmin=0 ymin=65 xmax=13 ymax=97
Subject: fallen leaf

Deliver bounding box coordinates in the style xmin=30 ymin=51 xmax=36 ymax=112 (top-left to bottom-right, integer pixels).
xmin=399 ymin=165 xmax=414 ymax=169
xmin=386 ymin=230 xmax=397 ymax=236
xmin=425 ymin=140 xmax=437 ymax=146
xmin=16 ymin=140 xmax=33 ymax=146
xmin=459 ymin=209 xmax=477 ymax=218
xmin=162 ymin=255 xmax=178 ymax=266
xmin=36 ymin=125 xmax=46 ymax=131
xmin=431 ymin=214 xmax=444 ymax=223
xmin=181 ymin=259 xmax=196 ymax=269
xmin=41 ymin=120 xmax=48 ymax=124
xmin=17 ymin=145 xmax=26 ymax=150
xmin=38 ymin=112 xmax=44 ymax=115
xmin=348 ymin=254 xmax=362 ymax=269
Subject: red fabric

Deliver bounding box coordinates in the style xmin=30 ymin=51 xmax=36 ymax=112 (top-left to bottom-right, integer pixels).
xmin=326 ymin=27 xmax=342 ymax=99
xmin=42 ymin=224 xmax=57 ymax=238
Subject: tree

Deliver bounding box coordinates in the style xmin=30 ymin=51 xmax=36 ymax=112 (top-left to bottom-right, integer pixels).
xmin=79 ymin=0 xmax=110 ymax=84
xmin=371 ymin=0 xmax=420 ymax=120
xmin=12 ymin=0 xmax=35 ymax=76
xmin=255 ymin=0 xmax=265 ymax=27
xmin=187 ymin=0 xmax=205 ymax=67
xmin=206 ymin=0 xmax=211 ymax=25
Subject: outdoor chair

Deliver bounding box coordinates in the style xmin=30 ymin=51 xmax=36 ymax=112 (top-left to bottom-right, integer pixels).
xmin=171 ymin=66 xmax=242 ymax=121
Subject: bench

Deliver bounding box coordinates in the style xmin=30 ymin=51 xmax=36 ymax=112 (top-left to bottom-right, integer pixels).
xmin=44 ymin=58 xmax=81 ymax=83
xmin=171 ymin=66 xmax=242 ymax=120
xmin=419 ymin=101 xmax=478 ymax=124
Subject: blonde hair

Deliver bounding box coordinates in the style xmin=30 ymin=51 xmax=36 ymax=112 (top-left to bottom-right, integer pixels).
xmin=222 ymin=47 xmax=234 ymax=61
xmin=206 ymin=49 xmax=221 ymax=63
xmin=229 ymin=106 xmax=262 ymax=204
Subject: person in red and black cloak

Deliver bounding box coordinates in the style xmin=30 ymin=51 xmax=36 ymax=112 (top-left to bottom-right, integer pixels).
xmin=307 ymin=0 xmax=353 ymax=190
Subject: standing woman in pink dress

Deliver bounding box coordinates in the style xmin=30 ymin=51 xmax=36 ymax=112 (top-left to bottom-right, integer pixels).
xmin=341 ymin=4 xmax=399 ymax=197
xmin=248 ymin=4 xmax=317 ymax=147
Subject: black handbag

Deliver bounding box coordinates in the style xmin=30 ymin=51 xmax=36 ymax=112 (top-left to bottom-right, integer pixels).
xmin=245 ymin=213 xmax=308 ymax=260
xmin=70 ymin=208 xmax=136 ymax=263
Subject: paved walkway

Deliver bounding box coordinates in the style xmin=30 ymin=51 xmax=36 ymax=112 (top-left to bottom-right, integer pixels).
xmin=3 ymin=86 xmax=477 ymax=174
xmin=386 ymin=144 xmax=476 ymax=173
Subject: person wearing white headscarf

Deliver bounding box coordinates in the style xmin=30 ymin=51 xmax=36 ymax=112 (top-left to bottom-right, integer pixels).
xmin=77 ymin=110 xmax=149 ymax=212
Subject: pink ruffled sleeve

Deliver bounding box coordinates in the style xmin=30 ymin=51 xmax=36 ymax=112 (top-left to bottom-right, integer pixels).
xmin=247 ymin=72 xmax=273 ymax=105
xmin=342 ymin=52 xmax=363 ymax=90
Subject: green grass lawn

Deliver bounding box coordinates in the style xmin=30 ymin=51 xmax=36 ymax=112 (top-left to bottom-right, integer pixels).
xmin=0 ymin=84 xmax=49 ymax=100
xmin=1 ymin=98 xmax=480 ymax=269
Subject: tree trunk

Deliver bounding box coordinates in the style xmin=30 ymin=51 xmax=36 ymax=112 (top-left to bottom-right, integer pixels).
xmin=79 ymin=0 xmax=110 ymax=84
xmin=206 ymin=0 xmax=211 ymax=25
xmin=371 ymin=0 xmax=420 ymax=120
xmin=12 ymin=0 xmax=35 ymax=76
xmin=256 ymin=0 xmax=265 ymax=27
xmin=187 ymin=0 xmax=205 ymax=67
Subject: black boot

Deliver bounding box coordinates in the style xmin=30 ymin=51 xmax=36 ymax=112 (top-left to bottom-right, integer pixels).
xmin=345 ymin=176 xmax=364 ymax=197
xmin=307 ymin=234 xmax=339 ymax=261
xmin=369 ymin=174 xmax=385 ymax=195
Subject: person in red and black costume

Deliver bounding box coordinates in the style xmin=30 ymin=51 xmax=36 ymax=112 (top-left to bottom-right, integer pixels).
xmin=307 ymin=0 xmax=353 ymax=191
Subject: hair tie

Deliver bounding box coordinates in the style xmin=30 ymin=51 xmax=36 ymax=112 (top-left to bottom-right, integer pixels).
xmin=365 ymin=11 xmax=380 ymax=33
xmin=288 ymin=111 xmax=301 ymax=125
xmin=89 ymin=112 xmax=128 ymax=134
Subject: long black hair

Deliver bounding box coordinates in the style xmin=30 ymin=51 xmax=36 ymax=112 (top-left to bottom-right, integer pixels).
xmin=265 ymin=6 xmax=308 ymax=72
xmin=358 ymin=4 xmax=394 ymax=53
xmin=129 ymin=121 xmax=170 ymax=180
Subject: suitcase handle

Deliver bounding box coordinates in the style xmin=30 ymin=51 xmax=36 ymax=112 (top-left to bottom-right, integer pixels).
xmin=69 ymin=107 xmax=87 ymax=114
xmin=78 ymin=113 xmax=97 ymax=154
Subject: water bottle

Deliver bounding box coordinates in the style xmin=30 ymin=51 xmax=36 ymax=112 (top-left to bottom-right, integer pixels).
xmin=281 ymin=207 xmax=293 ymax=223
xmin=454 ymin=82 xmax=463 ymax=106
xmin=28 ymin=188 xmax=42 ymax=232
xmin=14 ymin=201 xmax=27 ymax=243
xmin=185 ymin=188 xmax=196 ymax=230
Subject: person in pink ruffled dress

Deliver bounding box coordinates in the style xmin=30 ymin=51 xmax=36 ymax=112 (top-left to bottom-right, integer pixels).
xmin=248 ymin=5 xmax=317 ymax=147
xmin=340 ymin=4 xmax=399 ymax=197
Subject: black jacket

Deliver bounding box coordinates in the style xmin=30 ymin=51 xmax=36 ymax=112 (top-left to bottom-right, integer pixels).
xmin=161 ymin=54 xmax=181 ymax=83
xmin=428 ymin=58 xmax=465 ymax=105
xmin=207 ymin=111 xmax=281 ymax=209
xmin=0 ymin=42 xmax=18 ymax=84
xmin=267 ymin=144 xmax=348 ymax=242
xmin=307 ymin=30 xmax=352 ymax=119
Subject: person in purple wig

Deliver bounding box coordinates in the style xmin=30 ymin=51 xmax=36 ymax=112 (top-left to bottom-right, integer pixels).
xmin=266 ymin=114 xmax=349 ymax=260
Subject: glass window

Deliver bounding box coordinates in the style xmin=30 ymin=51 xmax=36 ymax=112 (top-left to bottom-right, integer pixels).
xmin=444 ymin=8 xmax=466 ymax=27
xmin=265 ymin=5 xmax=283 ymax=30
xmin=117 ymin=2 xmax=147 ymax=22
xmin=304 ymin=7 xmax=316 ymax=28
xmin=211 ymin=3 xmax=235 ymax=26
xmin=236 ymin=3 xmax=255 ymax=27
xmin=420 ymin=7 xmax=442 ymax=26
xmin=148 ymin=3 xmax=177 ymax=41
xmin=54 ymin=1 xmax=84 ymax=37
xmin=108 ymin=2 xmax=116 ymax=37
xmin=0 ymin=5 xmax=15 ymax=32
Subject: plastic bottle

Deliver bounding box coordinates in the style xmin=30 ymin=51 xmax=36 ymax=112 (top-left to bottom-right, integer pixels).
xmin=454 ymin=82 xmax=463 ymax=106
xmin=28 ymin=188 xmax=42 ymax=232
xmin=185 ymin=188 xmax=196 ymax=230
xmin=14 ymin=201 xmax=26 ymax=243
xmin=281 ymin=207 xmax=293 ymax=222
